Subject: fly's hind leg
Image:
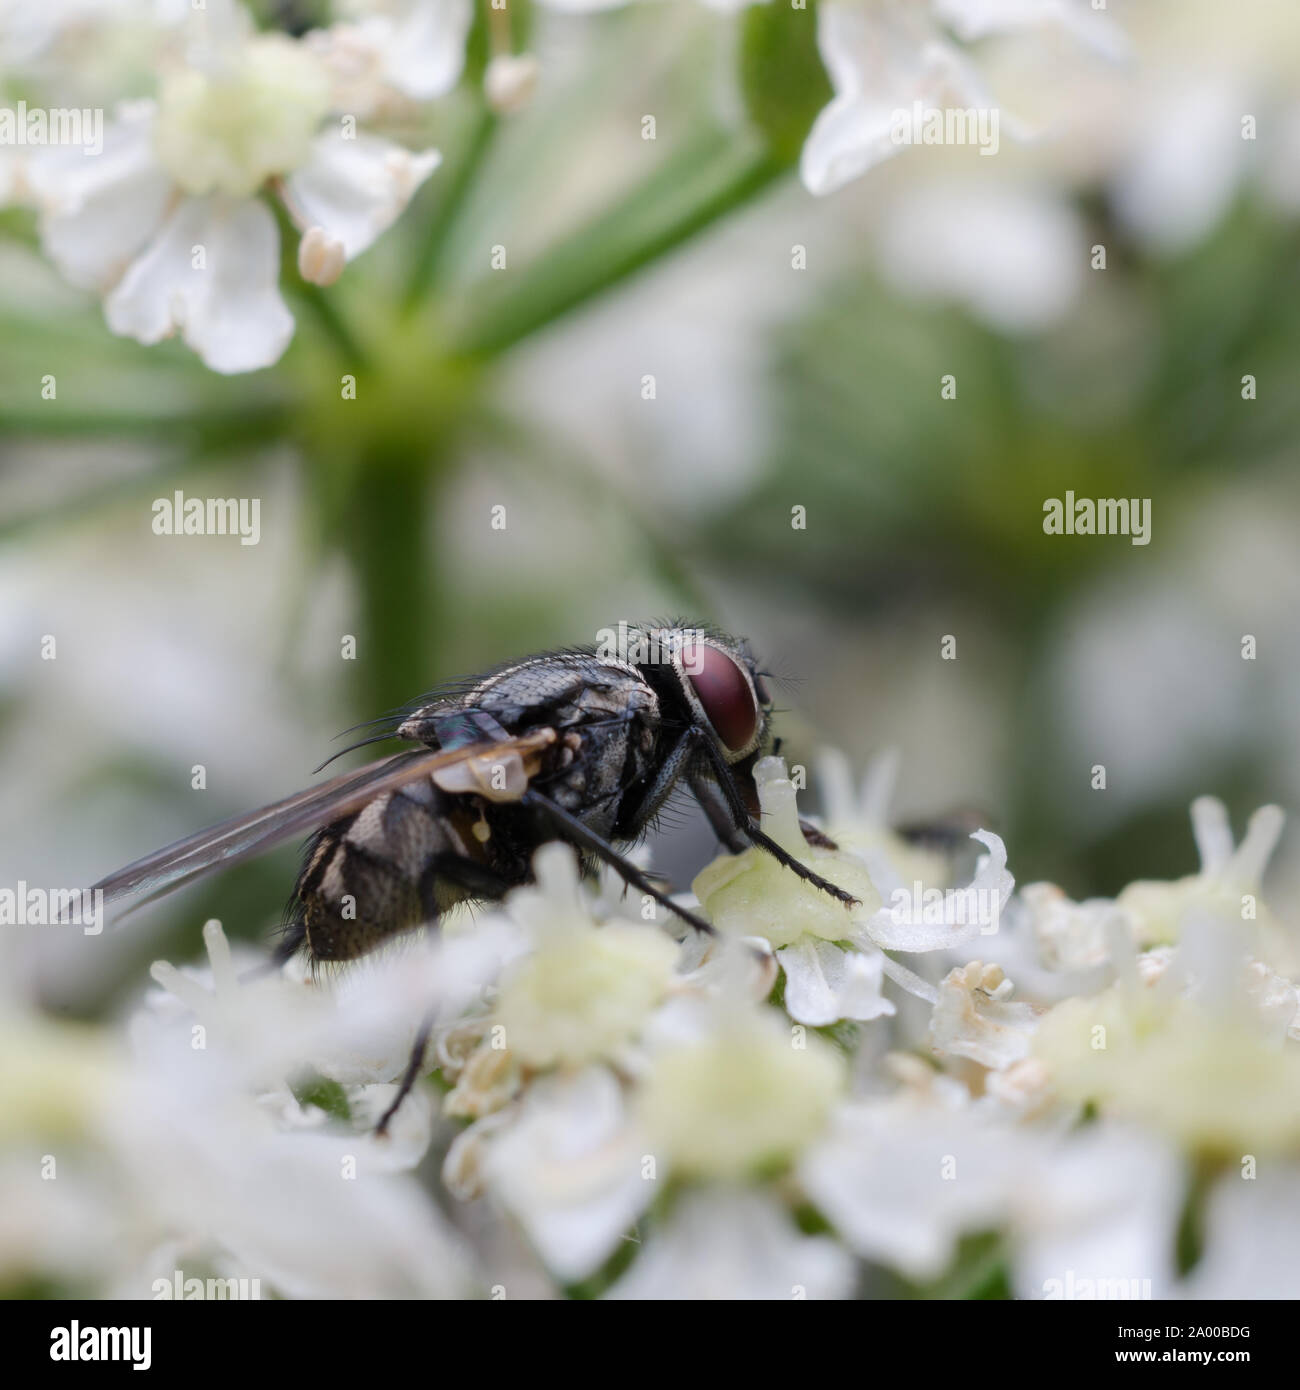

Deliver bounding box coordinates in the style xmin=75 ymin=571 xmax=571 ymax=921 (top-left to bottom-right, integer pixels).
xmin=373 ymin=852 xmax=514 ymax=1137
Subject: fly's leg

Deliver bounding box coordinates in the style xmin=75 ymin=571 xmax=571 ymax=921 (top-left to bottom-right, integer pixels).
xmin=688 ymin=734 xmax=860 ymax=909
xmin=521 ymin=789 xmax=717 ymax=937
xmin=376 ymin=1011 xmax=437 ymax=1137
xmin=375 ymin=853 xmax=514 ymax=1137
xmin=799 ymin=819 xmax=839 ymax=850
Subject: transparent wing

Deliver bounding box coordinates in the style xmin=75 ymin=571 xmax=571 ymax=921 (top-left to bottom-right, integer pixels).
xmin=92 ymin=730 xmax=557 ymax=908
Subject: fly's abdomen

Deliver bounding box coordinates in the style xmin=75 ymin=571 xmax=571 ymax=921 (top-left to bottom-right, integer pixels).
xmin=293 ymin=781 xmax=480 ymax=962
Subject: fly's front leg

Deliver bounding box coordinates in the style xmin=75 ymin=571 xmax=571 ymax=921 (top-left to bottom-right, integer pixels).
xmin=690 ymin=773 xmax=751 ymax=853
xmin=687 ymin=735 xmax=860 ymax=909
xmin=693 ymin=772 xmax=840 ymax=854
xmin=521 ymin=789 xmax=716 ymax=937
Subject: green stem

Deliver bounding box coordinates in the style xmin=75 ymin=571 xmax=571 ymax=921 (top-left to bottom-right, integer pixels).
xmin=0 ymin=400 xmax=285 ymax=441
xmin=449 ymin=132 xmax=783 ymax=360
xmin=334 ymin=457 xmax=441 ymax=715
xmin=404 ymin=103 xmax=500 ymax=314
xmin=292 ymin=282 xmax=370 ymax=370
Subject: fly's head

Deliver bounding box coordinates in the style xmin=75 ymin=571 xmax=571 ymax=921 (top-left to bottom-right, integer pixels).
xmin=634 ymin=624 xmax=773 ymax=765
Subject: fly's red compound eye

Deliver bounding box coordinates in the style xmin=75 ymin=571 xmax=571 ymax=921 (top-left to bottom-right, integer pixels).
xmin=682 ymin=642 xmax=759 ymax=753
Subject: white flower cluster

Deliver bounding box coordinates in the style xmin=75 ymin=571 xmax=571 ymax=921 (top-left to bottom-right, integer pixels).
xmin=3 ymin=752 xmax=1296 ymax=1299
xmin=0 ymin=0 xmax=1131 ymax=371
xmin=1 ymin=0 xmax=461 ymax=371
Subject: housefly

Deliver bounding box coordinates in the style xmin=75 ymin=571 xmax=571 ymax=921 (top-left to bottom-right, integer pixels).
xmin=93 ymin=622 xmax=857 ymax=1127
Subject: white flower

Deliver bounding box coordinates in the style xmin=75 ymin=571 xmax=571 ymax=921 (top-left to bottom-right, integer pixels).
xmin=801 ymin=0 xmax=1124 ymax=196
xmin=803 ymin=1079 xmax=1180 ymax=1293
xmin=306 ymin=0 xmax=473 ymax=119
xmin=455 ymin=1065 xmax=653 ymax=1283
xmin=873 ymin=180 xmax=1087 ymax=333
xmin=1180 ymin=1166 xmax=1300 ymax=1300
xmin=1030 ymin=802 xmax=1300 ymax=1158
xmin=695 ymin=754 xmax=1013 ymax=1026
xmin=928 ymin=960 xmax=1038 ymax=1069
xmin=1012 ymin=1124 xmax=1184 ymax=1301
xmin=606 ymin=1188 xmax=855 ymax=1300
xmin=799 ymin=1086 xmax=1026 ymax=1280
xmin=637 ymin=1000 xmax=846 ymax=1181
xmin=493 ymin=844 xmax=680 ymax=1069
xmin=777 ymin=937 xmax=895 ymax=1029
xmin=1015 ymin=881 xmax=1125 ymax=972
xmin=0 ymin=919 xmax=481 ymax=1298
xmin=1001 ymin=798 xmax=1285 ymax=999
xmin=1114 ymin=796 xmax=1285 ymax=947
xmin=23 ymin=4 xmax=440 ymax=372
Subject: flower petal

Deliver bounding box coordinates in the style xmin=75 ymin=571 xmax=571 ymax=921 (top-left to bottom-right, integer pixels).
xmin=26 ymin=100 xmax=173 ymax=292
xmin=606 ymin=1188 xmax=855 ymax=1300
xmin=801 ymin=1 xmax=1012 ymax=196
xmin=483 ymin=1066 xmax=652 ymax=1283
xmin=106 ymin=195 xmax=293 ymax=374
xmin=283 ymin=128 xmax=440 ymax=261
xmin=860 ymin=828 xmax=1013 ymax=952
xmin=928 ymin=961 xmax=1038 ymax=1069
xmin=380 ymin=0 xmax=473 ymax=101
xmin=777 ymin=938 xmax=895 ymax=1027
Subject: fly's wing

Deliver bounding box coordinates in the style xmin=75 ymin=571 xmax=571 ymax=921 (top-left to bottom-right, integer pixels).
xmin=92 ymin=729 xmax=557 ymax=910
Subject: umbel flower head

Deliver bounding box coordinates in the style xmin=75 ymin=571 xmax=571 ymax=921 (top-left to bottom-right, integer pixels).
xmin=13 ymin=0 xmax=446 ymax=371
xmin=696 ymin=753 xmax=1014 ymax=1026
xmin=4 ymin=748 xmax=1297 ymax=1299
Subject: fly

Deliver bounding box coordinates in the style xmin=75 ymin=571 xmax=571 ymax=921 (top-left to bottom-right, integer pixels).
xmin=93 ymin=623 xmax=857 ymax=1127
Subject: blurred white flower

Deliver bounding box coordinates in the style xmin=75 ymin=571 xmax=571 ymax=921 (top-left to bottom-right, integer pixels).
xmin=799 ymin=1083 xmax=1027 ymax=1280
xmin=637 ymin=998 xmax=845 ymax=1180
xmin=1031 ymin=800 xmax=1300 ymax=1156
xmin=1015 ymin=881 xmax=1125 ymax=972
xmin=607 ymin=1188 xmax=855 ymax=1300
xmin=695 ymin=755 xmax=1012 ymax=1026
xmin=306 ymin=0 xmax=472 ymax=119
xmin=494 ymin=844 xmax=680 ymax=1069
xmin=1115 ymin=796 xmax=1284 ymax=947
xmin=802 ymin=0 xmax=1125 ymax=196
xmin=1011 ymin=1123 xmax=1184 ymax=1301
xmin=1180 ymin=1165 xmax=1300 ymax=1300
xmin=471 ymin=1064 xmax=652 ymax=1284
xmin=928 ymin=959 xmax=1038 ymax=1068
xmin=20 ymin=3 xmax=440 ymax=371
xmin=534 ymin=0 xmax=763 ymax=11
xmin=873 ymin=180 xmax=1086 ymax=332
